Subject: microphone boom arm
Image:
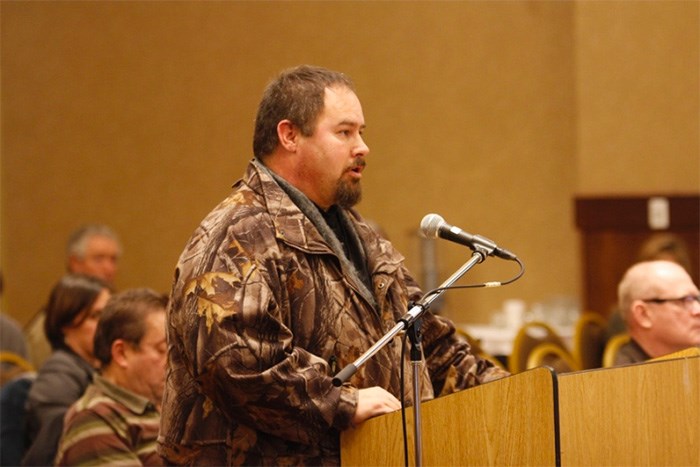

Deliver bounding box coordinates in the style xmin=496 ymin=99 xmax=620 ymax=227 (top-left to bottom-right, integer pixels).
xmin=332 ymin=249 xmax=486 ymax=386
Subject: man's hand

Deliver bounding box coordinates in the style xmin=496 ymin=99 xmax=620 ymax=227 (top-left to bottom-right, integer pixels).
xmin=351 ymin=386 xmax=402 ymax=426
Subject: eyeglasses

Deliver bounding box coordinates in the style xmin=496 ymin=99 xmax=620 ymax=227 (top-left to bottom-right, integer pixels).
xmin=642 ymin=294 xmax=700 ymax=310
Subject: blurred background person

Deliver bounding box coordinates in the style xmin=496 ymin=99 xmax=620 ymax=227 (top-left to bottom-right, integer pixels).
xmin=1 ymin=312 xmax=30 ymax=383
xmin=22 ymin=274 xmax=111 ymax=466
xmin=25 ymin=224 xmax=122 ymax=369
xmin=1 ymin=270 xmax=31 ymax=384
xmin=55 ymin=288 xmax=167 ymax=466
xmin=607 ymin=233 xmax=694 ymax=338
xmin=0 ymin=271 xmax=35 ymax=466
xmin=65 ymin=224 xmax=122 ymax=287
xmin=614 ymin=260 xmax=700 ymax=366
xmin=636 ymin=233 xmax=693 ymax=273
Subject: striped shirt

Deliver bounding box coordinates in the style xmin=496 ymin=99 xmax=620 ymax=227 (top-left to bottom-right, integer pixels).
xmin=55 ymin=374 xmax=163 ymax=466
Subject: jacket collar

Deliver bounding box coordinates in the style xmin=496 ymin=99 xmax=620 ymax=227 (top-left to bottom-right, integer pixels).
xmin=245 ymin=159 xmax=328 ymax=253
xmin=245 ymin=159 xmax=379 ymax=309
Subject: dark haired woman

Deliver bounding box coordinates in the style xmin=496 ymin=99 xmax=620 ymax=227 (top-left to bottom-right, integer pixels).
xmin=22 ymin=274 xmax=110 ymax=466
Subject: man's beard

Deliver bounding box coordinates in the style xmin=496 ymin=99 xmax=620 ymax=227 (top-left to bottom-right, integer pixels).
xmin=335 ymin=178 xmax=362 ymax=208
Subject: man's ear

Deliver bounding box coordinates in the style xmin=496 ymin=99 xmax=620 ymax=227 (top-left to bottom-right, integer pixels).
xmin=277 ymin=120 xmax=299 ymax=152
xmin=111 ymin=339 xmax=129 ymax=369
xmin=631 ymin=300 xmax=653 ymax=329
xmin=67 ymin=256 xmax=81 ymax=273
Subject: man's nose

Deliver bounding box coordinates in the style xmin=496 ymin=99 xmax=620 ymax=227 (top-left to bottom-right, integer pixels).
xmin=690 ymin=298 xmax=700 ymax=315
xmin=355 ymin=136 xmax=369 ymax=157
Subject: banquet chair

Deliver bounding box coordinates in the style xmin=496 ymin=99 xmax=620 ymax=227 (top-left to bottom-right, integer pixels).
xmin=526 ymin=342 xmax=577 ymax=374
xmin=572 ymin=312 xmax=608 ymax=370
xmin=0 ymin=351 xmax=34 ymax=386
xmin=0 ymin=351 xmax=34 ymax=373
xmin=509 ymin=321 xmax=570 ymax=374
xmin=456 ymin=328 xmax=507 ymax=371
xmin=602 ymin=333 xmax=631 ymax=367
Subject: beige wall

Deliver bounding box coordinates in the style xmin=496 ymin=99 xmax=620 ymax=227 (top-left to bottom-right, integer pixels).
xmin=1 ymin=1 xmax=697 ymax=328
xmin=576 ymin=1 xmax=699 ymax=194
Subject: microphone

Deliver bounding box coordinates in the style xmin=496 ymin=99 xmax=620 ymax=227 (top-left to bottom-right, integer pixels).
xmin=420 ymin=213 xmax=517 ymax=261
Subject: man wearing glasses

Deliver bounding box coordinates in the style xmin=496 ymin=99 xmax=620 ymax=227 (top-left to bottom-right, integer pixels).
xmin=615 ymin=260 xmax=700 ymax=366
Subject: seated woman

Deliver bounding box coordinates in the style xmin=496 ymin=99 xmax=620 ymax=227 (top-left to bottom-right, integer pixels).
xmin=22 ymin=274 xmax=111 ymax=466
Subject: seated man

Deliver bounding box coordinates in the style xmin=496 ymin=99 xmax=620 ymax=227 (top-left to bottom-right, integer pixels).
xmin=615 ymin=260 xmax=700 ymax=365
xmin=54 ymin=288 xmax=167 ymax=466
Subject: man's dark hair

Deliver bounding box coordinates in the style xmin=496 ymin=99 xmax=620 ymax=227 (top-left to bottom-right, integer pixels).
xmin=253 ymin=65 xmax=355 ymax=160
xmin=93 ymin=288 xmax=168 ymax=366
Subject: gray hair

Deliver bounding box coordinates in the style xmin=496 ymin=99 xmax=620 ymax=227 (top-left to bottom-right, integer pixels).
xmin=66 ymin=224 xmax=122 ymax=260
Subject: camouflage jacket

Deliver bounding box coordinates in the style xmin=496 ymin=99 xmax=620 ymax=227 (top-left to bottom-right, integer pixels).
xmin=157 ymin=159 xmax=508 ymax=466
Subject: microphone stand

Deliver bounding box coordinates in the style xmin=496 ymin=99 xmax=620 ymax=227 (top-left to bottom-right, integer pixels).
xmin=333 ymin=248 xmax=489 ymax=466
xmin=406 ymin=316 xmax=424 ymax=466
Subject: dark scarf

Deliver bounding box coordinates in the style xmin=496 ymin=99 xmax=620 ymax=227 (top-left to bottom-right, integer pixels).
xmin=255 ymin=160 xmax=378 ymax=310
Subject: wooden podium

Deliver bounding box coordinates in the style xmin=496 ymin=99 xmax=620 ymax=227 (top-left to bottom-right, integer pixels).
xmin=341 ymin=367 xmax=559 ymax=466
xmin=341 ymin=353 xmax=699 ymax=466
xmin=558 ymin=353 xmax=700 ymax=466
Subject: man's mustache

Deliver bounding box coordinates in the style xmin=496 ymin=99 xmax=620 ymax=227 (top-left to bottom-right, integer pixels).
xmin=349 ymin=159 xmax=367 ymax=170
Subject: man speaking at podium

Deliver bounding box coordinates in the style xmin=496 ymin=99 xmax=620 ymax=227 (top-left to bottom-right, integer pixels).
xmin=158 ymin=65 xmax=508 ymax=466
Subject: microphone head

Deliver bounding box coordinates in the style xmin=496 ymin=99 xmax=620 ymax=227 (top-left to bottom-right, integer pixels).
xmin=420 ymin=213 xmax=444 ymax=239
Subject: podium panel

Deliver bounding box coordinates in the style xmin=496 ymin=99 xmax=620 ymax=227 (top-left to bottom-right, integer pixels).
xmin=558 ymin=355 xmax=700 ymax=466
xmin=650 ymin=347 xmax=700 ymax=361
xmin=341 ymin=367 xmax=558 ymax=466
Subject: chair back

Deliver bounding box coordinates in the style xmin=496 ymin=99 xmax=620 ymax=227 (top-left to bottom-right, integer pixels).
xmin=602 ymin=333 xmax=631 ymax=367
xmin=572 ymin=312 xmax=608 ymax=370
xmin=526 ymin=342 xmax=577 ymax=373
xmin=509 ymin=321 xmax=569 ymax=374
xmin=0 ymin=351 xmax=35 ymax=386
xmin=456 ymin=328 xmax=507 ymax=370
